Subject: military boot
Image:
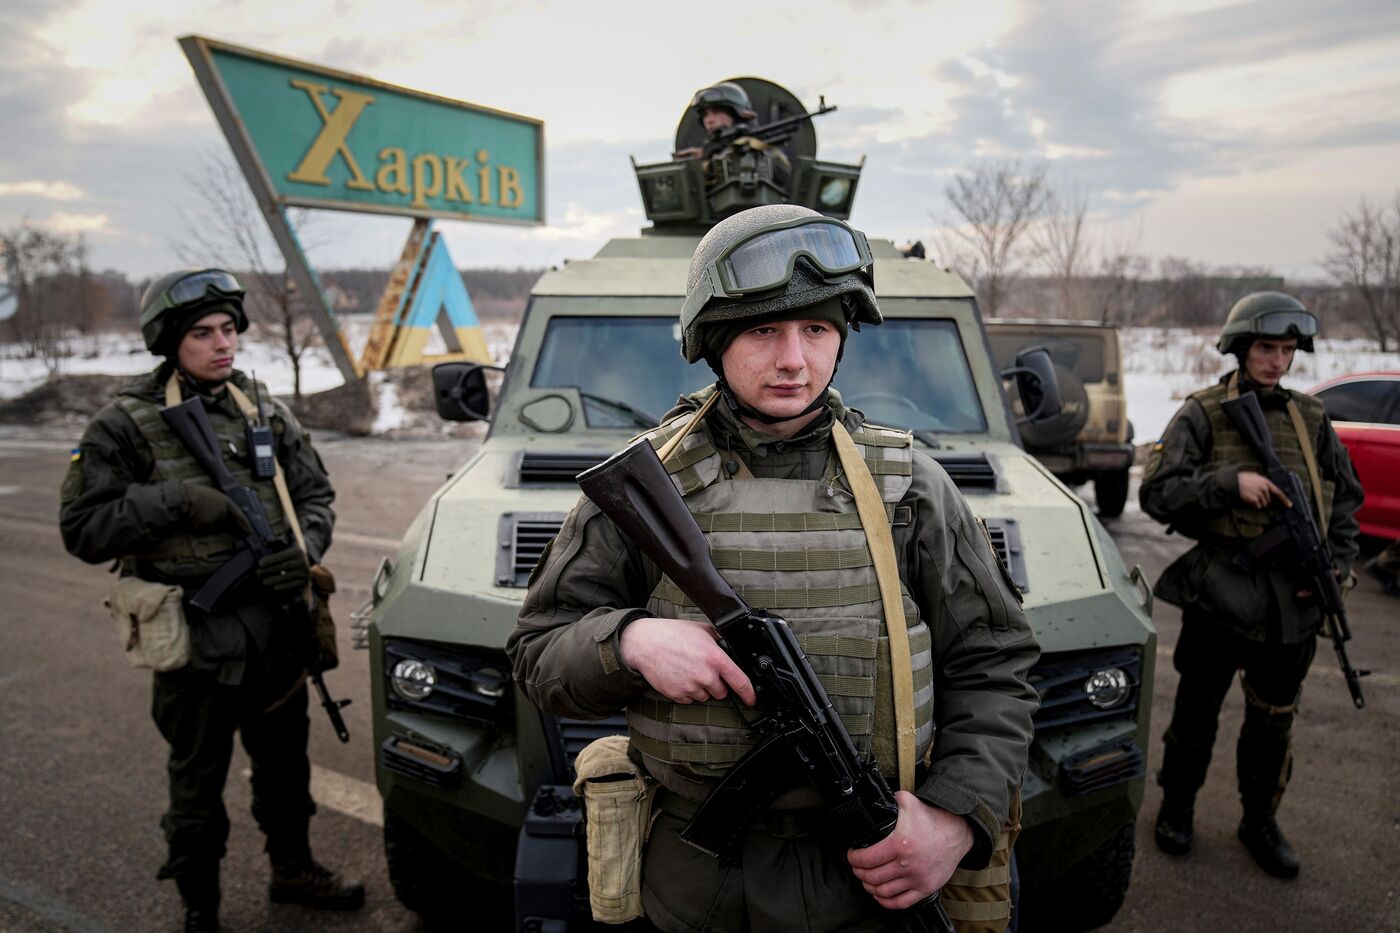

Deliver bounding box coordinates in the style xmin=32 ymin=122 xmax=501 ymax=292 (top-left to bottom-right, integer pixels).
xmin=1238 ymin=815 xmax=1299 ymax=879
xmin=1153 ymin=794 xmax=1195 ymax=856
xmin=175 ymin=867 xmax=220 ymax=932
xmin=269 ymin=857 xmax=366 ymax=910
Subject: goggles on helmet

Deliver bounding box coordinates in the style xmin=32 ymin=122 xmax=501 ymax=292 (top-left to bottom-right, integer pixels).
xmin=161 ymin=270 xmax=245 ymax=311
xmin=1252 ymin=309 xmax=1318 ymax=339
xmin=684 ymin=217 xmax=873 ymax=322
xmin=692 ymin=87 xmax=740 ymax=109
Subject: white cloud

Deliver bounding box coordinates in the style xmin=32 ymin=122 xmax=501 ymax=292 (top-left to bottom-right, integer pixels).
xmin=45 ymin=211 xmax=111 ymax=234
xmin=0 ymin=181 xmax=84 ymax=201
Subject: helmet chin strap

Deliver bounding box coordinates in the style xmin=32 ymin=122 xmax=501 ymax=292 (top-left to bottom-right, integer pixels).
xmin=717 ymin=378 xmax=832 ymax=426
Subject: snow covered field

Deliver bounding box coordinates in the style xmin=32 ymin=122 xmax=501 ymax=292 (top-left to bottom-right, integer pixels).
xmin=4 ymin=321 xmax=1397 ymax=441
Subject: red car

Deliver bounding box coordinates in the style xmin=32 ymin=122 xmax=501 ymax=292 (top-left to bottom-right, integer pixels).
xmin=1308 ymin=371 xmax=1400 ymax=540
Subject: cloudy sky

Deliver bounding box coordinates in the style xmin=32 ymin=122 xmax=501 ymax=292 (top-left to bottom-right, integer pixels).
xmin=3 ymin=0 xmax=1399 ymax=281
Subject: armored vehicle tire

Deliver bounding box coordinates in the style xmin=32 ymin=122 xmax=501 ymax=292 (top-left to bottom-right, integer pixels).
xmin=384 ymin=807 xmax=511 ymax=929
xmin=1020 ymin=364 xmax=1089 ymax=449
xmin=1094 ymin=468 xmax=1131 ymax=518
xmin=1018 ymin=819 xmax=1135 ymax=931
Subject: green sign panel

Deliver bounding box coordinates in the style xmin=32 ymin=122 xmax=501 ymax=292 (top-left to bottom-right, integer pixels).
xmin=180 ymin=36 xmax=544 ymax=225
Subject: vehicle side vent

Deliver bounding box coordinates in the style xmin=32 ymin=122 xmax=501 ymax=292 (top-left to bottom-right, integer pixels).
xmin=515 ymin=452 xmax=610 ymax=485
xmin=981 ymin=517 xmax=1028 ymax=593
xmin=543 ymin=713 xmax=629 ymax=783
xmin=933 ymin=453 xmax=999 ymax=491
xmin=496 ymin=512 xmax=566 ymax=587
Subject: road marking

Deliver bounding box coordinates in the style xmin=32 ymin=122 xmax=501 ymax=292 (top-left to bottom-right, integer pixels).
xmin=0 ymin=875 xmax=111 ymax=933
xmin=0 ymin=485 xmax=19 ymax=495
xmin=336 ymin=529 xmax=402 ymax=551
xmin=311 ymin=765 xmax=384 ymax=827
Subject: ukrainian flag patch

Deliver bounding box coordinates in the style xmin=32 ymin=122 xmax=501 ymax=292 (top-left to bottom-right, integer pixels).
xmin=70 ymin=448 xmax=82 ymax=462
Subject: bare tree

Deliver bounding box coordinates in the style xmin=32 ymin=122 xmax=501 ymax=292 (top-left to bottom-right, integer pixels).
xmin=1324 ymin=194 xmax=1400 ymax=351
xmin=170 ymin=149 xmax=329 ymax=398
xmin=0 ymin=223 xmax=110 ymax=374
xmin=1034 ymin=185 xmax=1090 ymax=318
xmin=937 ymin=160 xmax=1050 ymax=317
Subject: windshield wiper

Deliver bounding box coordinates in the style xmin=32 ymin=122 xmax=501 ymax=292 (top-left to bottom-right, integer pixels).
xmin=579 ymin=393 xmax=659 ymax=428
xmin=913 ymin=431 xmax=942 ymax=450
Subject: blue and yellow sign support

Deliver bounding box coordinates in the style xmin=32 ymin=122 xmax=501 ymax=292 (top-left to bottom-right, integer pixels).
xmin=179 ymin=35 xmax=545 ymax=380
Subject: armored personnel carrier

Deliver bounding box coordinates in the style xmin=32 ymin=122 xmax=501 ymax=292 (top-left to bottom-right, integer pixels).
xmin=365 ymin=78 xmax=1155 ymax=931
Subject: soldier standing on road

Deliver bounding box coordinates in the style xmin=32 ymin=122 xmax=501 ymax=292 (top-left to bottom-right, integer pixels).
xmin=509 ymin=205 xmax=1039 ymax=932
xmin=58 ymin=269 xmax=363 ymax=931
xmin=1141 ymin=292 xmax=1363 ymax=879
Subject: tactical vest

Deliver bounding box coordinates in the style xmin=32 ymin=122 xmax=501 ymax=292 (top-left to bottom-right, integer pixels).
xmin=626 ymin=405 xmax=935 ymax=800
xmin=115 ymin=375 xmax=291 ymax=581
xmin=1194 ymin=382 xmax=1332 ymax=541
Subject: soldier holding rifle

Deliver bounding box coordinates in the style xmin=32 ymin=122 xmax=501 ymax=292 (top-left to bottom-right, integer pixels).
xmin=59 ymin=269 xmax=362 ymax=931
xmin=1141 ymin=292 xmax=1364 ymax=879
xmin=510 ymin=206 xmax=1038 ymax=932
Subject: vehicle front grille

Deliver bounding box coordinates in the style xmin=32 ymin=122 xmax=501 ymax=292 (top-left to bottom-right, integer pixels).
xmin=515 ymin=452 xmax=610 ymax=485
xmin=1030 ymin=646 xmax=1143 ymax=731
xmin=543 ymin=713 xmax=628 ymax=783
xmin=933 ymin=453 xmax=999 ymax=490
xmin=496 ymin=512 xmax=567 ymax=587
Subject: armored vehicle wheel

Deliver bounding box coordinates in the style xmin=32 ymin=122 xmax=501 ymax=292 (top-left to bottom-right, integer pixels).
xmin=1019 ymin=819 xmax=1135 ymax=931
xmin=385 ymin=808 xmax=510 ymax=928
xmin=1094 ymin=468 xmax=1131 ymax=518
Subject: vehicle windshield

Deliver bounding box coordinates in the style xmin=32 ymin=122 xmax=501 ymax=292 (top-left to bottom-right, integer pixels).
xmin=531 ymin=315 xmax=986 ymax=432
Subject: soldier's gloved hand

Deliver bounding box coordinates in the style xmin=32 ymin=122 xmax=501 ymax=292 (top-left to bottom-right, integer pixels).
xmin=257 ymin=544 xmax=310 ymax=595
xmin=183 ymin=484 xmax=253 ymax=536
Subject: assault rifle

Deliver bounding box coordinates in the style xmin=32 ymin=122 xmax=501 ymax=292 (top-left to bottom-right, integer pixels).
xmin=702 ymin=98 xmax=837 ymax=159
xmin=1220 ymin=392 xmax=1369 ymax=708
xmin=161 ymin=395 xmax=352 ymax=740
xmin=577 ymin=440 xmax=955 ymax=933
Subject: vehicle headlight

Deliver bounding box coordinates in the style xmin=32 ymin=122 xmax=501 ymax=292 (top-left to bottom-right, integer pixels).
xmin=1084 ymin=667 xmax=1131 ymax=710
xmin=391 ymin=659 xmax=437 ymax=701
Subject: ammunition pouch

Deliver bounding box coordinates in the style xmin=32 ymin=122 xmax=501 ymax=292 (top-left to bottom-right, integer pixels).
xmin=104 ymin=575 xmax=191 ymax=671
xmin=942 ymin=792 xmax=1022 ymax=933
xmin=572 ymin=736 xmax=655 ymax=924
xmin=309 ymin=563 xmax=339 ymax=671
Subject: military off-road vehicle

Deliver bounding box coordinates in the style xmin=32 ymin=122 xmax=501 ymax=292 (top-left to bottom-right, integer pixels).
xmin=364 ymin=78 xmax=1155 ymax=931
xmin=986 ymin=321 xmax=1136 ymax=518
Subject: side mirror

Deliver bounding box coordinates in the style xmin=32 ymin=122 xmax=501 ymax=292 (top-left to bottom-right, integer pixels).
xmin=1001 ymin=346 xmax=1062 ymax=423
xmin=432 ymin=362 xmax=503 ymax=422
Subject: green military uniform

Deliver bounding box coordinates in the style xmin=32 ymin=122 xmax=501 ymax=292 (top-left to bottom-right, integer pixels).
xmin=510 ymin=388 xmax=1039 ymax=932
xmin=1141 ymin=369 xmax=1362 ymax=870
xmin=59 ymin=361 xmax=335 ymax=898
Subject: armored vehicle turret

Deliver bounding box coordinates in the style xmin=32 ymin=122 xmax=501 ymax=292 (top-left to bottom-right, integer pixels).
xmin=366 ymin=78 xmax=1154 ymax=932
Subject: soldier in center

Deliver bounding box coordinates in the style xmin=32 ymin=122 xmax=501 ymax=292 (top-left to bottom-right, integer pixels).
xmin=509 ymin=204 xmax=1039 ymax=932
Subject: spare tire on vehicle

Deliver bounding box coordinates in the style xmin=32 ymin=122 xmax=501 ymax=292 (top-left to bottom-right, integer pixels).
xmin=1019 ymin=364 xmax=1088 ymax=449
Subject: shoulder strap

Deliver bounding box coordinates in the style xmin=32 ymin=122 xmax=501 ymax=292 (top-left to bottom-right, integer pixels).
xmin=832 ymin=420 xmax=915 ymax=791
xmin=656 ymin=391 xmax=721 ymax=466
xmin=1286 ymin=399 xmax=1328 ymax=529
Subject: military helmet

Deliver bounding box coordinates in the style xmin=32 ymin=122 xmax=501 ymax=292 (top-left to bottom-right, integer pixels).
xmin=139 ymin=268 xmax=248 ymax=355
xmin=1217 ymin=291 xmax=1317 ymax=355
xmin=690 ymin=81 xmax=756 ymax=122
xmin=680 ymin=204 xmax=881 ymax=363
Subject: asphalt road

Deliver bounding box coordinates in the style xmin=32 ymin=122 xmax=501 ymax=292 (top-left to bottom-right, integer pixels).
xmin=1 ymin=424 xmax=1396 ymax=933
